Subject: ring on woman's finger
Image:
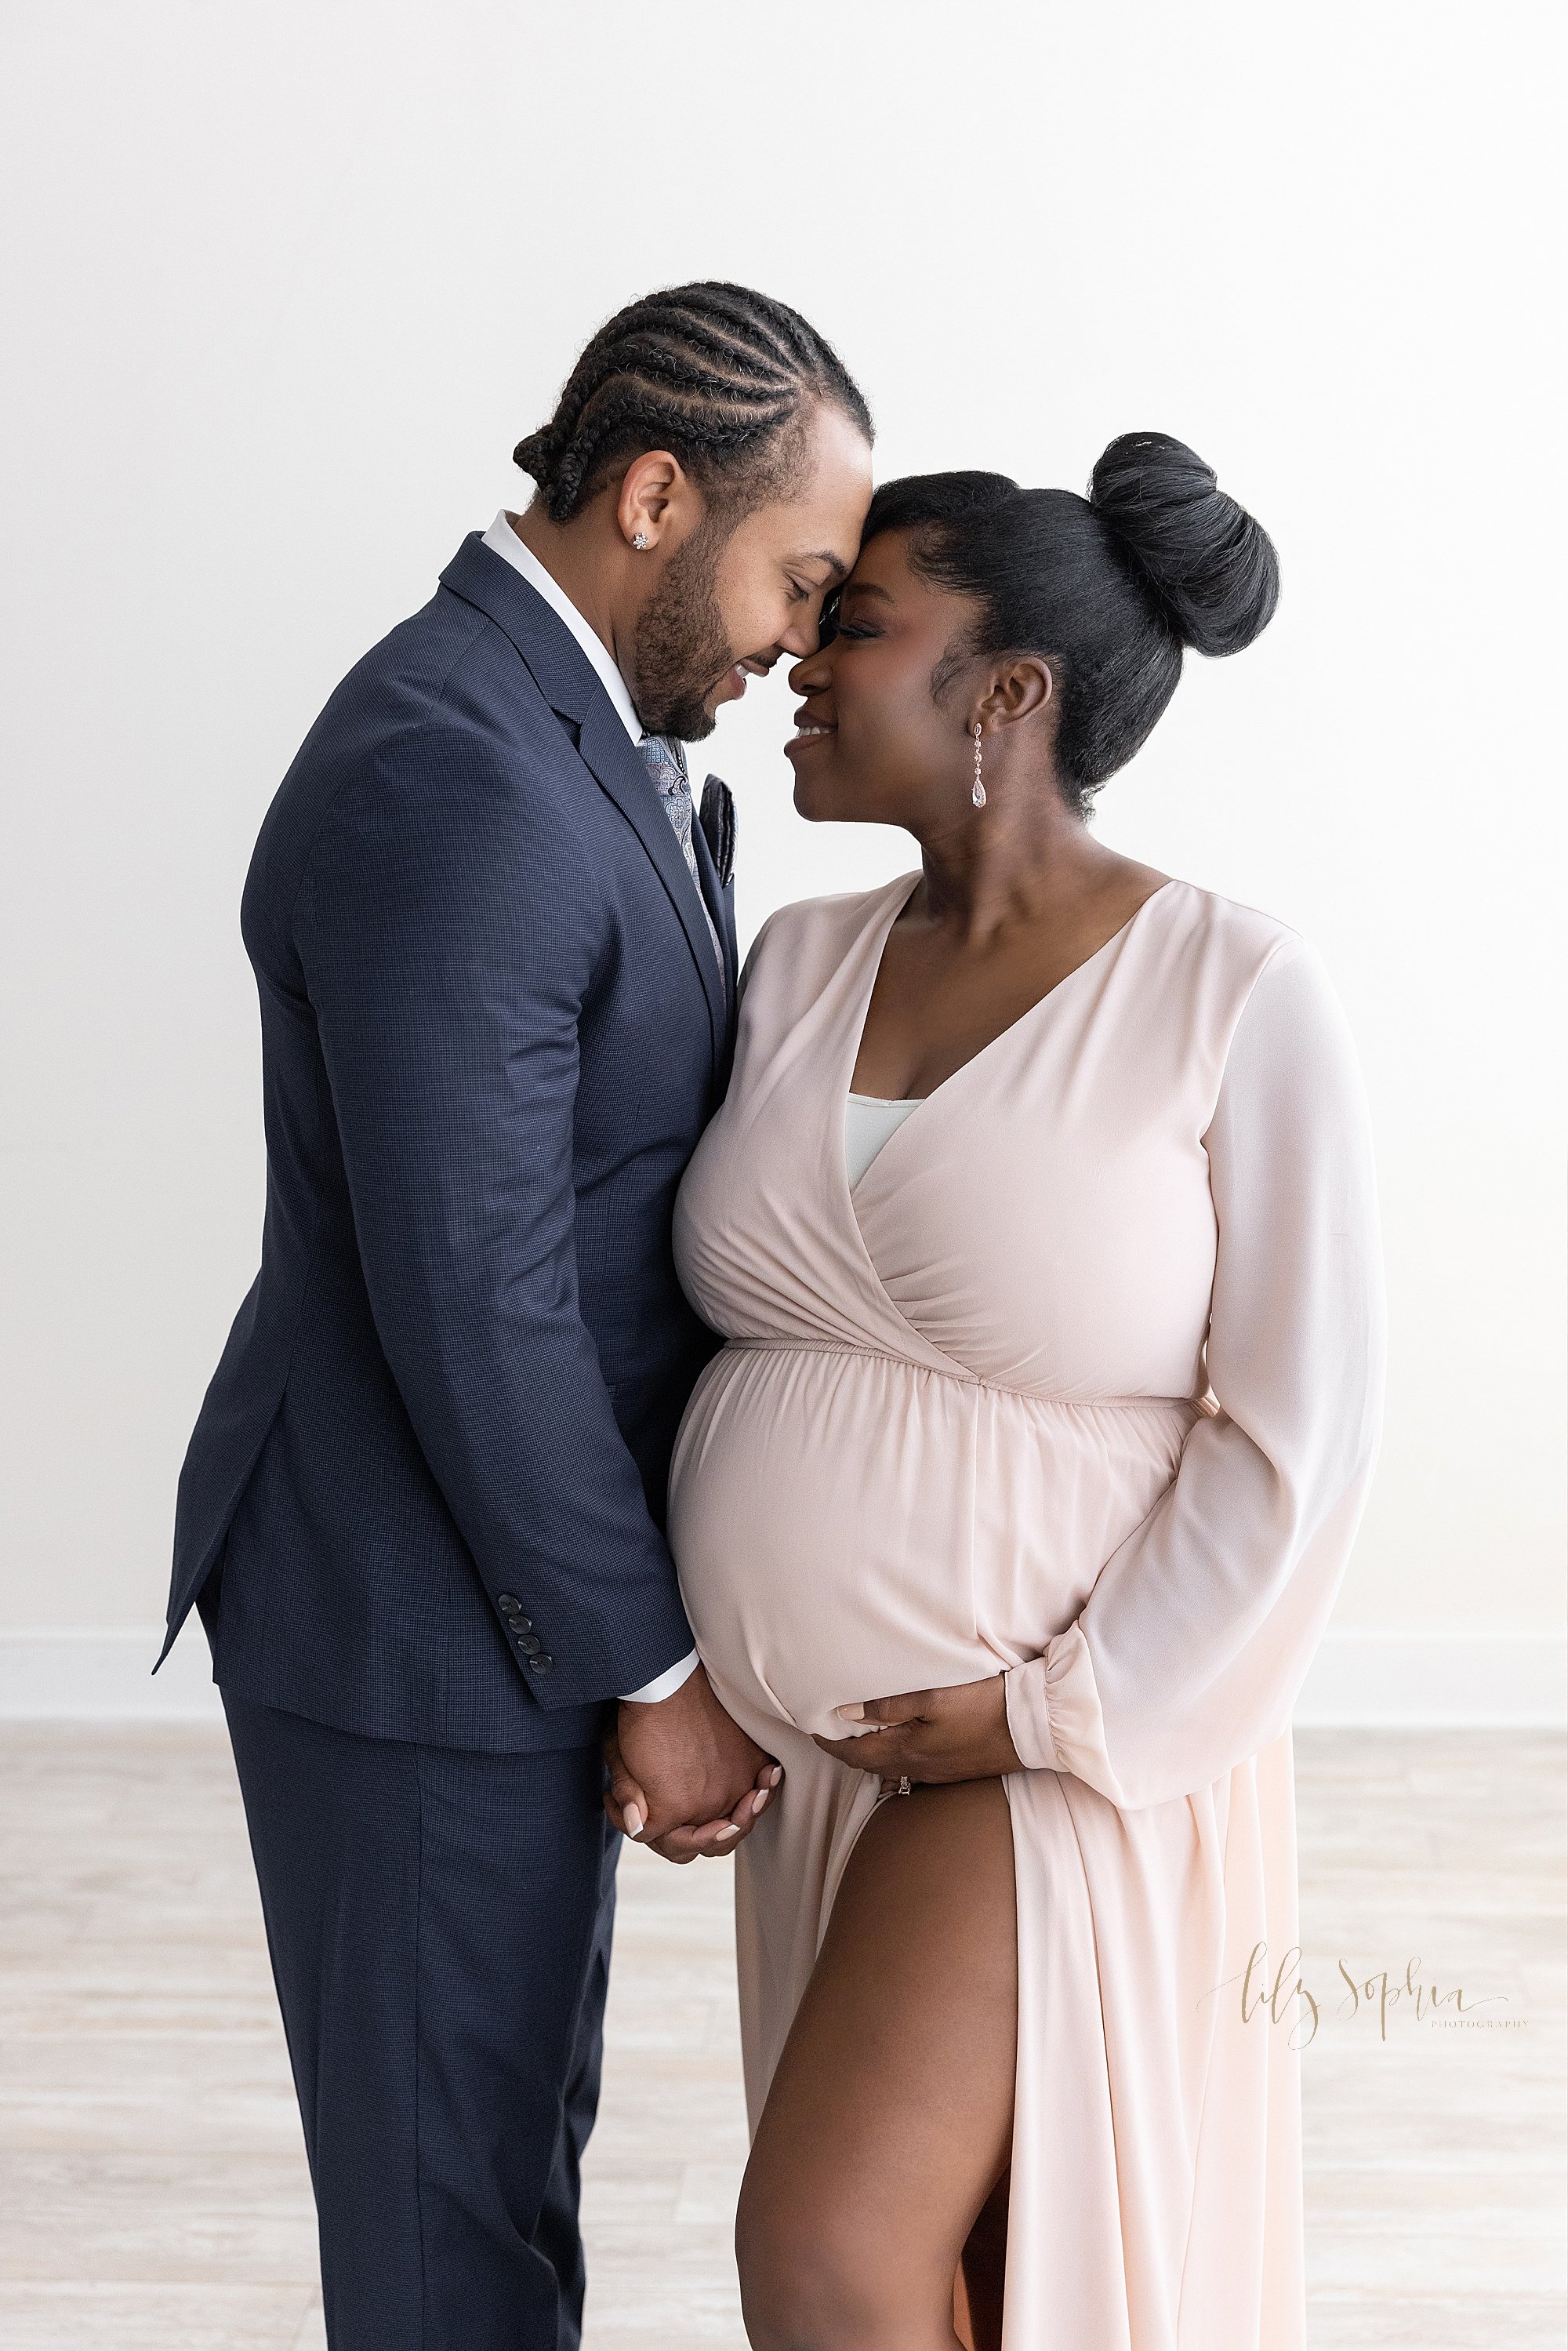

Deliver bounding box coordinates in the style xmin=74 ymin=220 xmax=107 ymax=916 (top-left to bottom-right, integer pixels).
xmin=897 ymin=1775 xmax=913 ymax=1797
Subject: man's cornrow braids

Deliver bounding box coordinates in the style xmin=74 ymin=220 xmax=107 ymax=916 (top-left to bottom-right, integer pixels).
xmin=514 ymin=282 xmax=872 ymax=525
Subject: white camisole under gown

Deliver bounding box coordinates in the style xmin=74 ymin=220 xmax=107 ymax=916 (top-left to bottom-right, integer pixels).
xmin=844 ymin=1091 xmax=923 ymax=1188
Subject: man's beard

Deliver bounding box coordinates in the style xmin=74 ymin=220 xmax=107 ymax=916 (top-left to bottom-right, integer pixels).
xmin=626 ymin=517 xmax=738 ymax=742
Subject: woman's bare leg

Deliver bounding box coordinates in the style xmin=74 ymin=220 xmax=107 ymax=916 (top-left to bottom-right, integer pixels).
xmin=960 ymin=2168 xmax=1011 ymax=2351
xmin=735 ymin=1775 xmax=1016 ymax=2351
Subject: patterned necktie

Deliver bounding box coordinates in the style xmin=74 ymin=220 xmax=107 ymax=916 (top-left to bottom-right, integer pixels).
xmin=638 ymin=732 xmax=726 ymax=982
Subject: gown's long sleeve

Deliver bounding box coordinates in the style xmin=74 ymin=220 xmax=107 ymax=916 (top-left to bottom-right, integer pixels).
xmin=1004 ymin=943 xmax=1386 ymax=1808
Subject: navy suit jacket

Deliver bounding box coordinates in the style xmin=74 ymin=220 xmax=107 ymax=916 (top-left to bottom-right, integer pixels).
xmin=162 ymin=534 xmax=739 ymax=1751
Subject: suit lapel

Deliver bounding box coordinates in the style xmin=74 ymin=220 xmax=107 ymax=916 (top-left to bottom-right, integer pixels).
xmin=573 ymin=699 xmax=729 ymax=1061
xmin=440 ymin=533 xmax=728 ymax=1065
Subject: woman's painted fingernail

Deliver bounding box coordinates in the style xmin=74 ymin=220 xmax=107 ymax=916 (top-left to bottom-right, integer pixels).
xmin=753 ymin=1788 xmax=770 ymax=1814
xmin=837 ymin=1704 xmax=868 ymax=1722
xmin=622 ymin=1804 xmax=643 ymax=1839
xmin=767 ymin=1765 xmax=783 ymax=1786
xmin=717 ymin=1822 xmax=741 ymax=1840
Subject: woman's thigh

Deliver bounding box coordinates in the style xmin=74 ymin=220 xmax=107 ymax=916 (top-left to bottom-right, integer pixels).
xmin=735 ymin=1775 xmax=1017 ymax=2351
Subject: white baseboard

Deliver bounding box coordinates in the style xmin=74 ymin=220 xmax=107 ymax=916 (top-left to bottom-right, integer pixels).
xmin=0 ymin=1624 xmax=1563 ymax=1728
xmin=0 ymin=1622 xmax=224 ymax=1722
xmin=1292 ymin=1629 xmax=1565 ymax=1728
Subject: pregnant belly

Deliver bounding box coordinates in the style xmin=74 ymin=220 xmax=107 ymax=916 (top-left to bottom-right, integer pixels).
xmin=667 ymin=1341 xmax=1192 ymax=1742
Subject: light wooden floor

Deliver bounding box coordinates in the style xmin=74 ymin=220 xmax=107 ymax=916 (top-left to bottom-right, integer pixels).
xmin=0 ymin=1727 xmax=1562 ymax=2349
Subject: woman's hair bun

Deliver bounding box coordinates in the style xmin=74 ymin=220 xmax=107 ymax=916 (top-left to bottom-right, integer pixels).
xmin=1089 ymin=431 xmax=1279 ymax=657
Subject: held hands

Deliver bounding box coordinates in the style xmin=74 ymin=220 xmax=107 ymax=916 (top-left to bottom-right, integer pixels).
xmin=813 ymin=1672 xmax=1023 ymax=1793
xmin=604 ymin=1662 xmax=782 ymax=1865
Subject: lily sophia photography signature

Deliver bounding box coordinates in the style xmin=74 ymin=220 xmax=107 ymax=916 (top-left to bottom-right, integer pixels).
xmin=1205 ymin=1944 xmax=1523 ymax=2049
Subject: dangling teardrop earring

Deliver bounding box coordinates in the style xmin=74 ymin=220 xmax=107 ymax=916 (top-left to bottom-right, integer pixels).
xmin=971 ymin=722 xmax=987 ymax=808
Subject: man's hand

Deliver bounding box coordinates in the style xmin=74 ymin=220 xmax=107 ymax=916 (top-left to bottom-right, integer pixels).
xmin=604 ymin=1663 xmax=781 ymax=1864
xmin=812 ymin=1673 xmax=1023 ymax=1793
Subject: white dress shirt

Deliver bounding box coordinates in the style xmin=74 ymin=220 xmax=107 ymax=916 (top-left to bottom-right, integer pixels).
xmin=481 ymin=512 xmax=699 ymax=1709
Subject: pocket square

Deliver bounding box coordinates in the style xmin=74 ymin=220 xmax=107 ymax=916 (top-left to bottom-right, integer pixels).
xmin=699 ymin=776 xmax=736 ymax=888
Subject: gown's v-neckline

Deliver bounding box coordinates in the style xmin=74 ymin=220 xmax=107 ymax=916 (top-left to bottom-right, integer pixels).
xmin=826 ymin=874 xmax=1181 ymax=1375
xmin=842 ymin=870 xmax=1178 ymax=1176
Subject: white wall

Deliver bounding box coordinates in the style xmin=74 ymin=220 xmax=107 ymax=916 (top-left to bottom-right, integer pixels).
xmin=1 ymin=1 xmax=1562 ymax=1716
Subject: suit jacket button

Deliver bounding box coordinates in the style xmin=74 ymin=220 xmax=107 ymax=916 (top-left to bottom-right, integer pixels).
xmin=497 ymin=1595 xmax=522 ymax=1615
xmin=527 ymin=1654 xmax=554 ymax=1673
xmin=515 ymin=1632 xmax=543 ymax=1656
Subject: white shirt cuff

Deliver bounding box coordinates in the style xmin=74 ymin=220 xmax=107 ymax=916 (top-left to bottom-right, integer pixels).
xmin=619 ymin=1648 xmax=701 ymax=1705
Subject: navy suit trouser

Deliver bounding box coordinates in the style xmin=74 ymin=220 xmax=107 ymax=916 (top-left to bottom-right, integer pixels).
xmin=222 ymin=1694 xmax=616 ymax=2351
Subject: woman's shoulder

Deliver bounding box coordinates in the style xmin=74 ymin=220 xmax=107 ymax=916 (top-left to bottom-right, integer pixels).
xmin=1149 ymin=876 xmax=1316 ymax=988
xmin=750 ymin=872 xmax=915 ymax=949
xmin=1149 ymin=881 xmax=1355 ymax=1081
xmin=739 ymin=874 xmax=916 ymax=998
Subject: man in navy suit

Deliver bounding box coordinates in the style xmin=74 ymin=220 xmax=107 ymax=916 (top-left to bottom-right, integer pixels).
xmin=163 ymin=284 xmax=874 ymax=2349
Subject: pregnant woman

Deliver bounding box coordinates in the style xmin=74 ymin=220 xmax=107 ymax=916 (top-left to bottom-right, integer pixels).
xmin=660 ymin=438 xmax=1385 ymax=2349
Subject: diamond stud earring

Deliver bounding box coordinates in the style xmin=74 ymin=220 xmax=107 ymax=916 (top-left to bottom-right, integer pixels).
xmin=971 ymin=722 xmax=987 ymax=808
xmin=631 ymin=532 xmax=649 ymax=551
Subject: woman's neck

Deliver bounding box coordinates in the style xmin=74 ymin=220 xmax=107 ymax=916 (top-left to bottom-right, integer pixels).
xmin=909 ymin=790 xmax=1150 ymax=949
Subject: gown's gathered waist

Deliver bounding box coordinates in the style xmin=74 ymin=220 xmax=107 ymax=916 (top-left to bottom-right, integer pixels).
xmin=715 ymin=1332 xmax=1194 ymax=1413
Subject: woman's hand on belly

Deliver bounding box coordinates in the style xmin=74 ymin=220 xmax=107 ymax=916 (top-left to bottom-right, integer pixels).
xmin=814 ymin=1673 xmax=1024 ymax=1793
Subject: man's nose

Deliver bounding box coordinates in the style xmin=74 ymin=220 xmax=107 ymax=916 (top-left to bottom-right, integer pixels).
xmin=775 ymin=618 xmax=820 ymax=661
xmin=777 ymin=585 xmax=844 ymax=665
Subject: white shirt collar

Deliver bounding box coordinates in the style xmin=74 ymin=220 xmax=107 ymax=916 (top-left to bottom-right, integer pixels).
xmin=481 ymin=511 xmax=644 ymax=743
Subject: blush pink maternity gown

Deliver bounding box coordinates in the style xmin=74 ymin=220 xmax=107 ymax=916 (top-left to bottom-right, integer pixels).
xmin=667 ymin=873 xmax=1385 ymax=2351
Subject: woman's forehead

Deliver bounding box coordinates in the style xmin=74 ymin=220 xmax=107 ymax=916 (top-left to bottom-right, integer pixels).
xmin=844 ymin=529 xmax=953 ymax=614
xmin=844 ymin=532 xmax=917 ymax=599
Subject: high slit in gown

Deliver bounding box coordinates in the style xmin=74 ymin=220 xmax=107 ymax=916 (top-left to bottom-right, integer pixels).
xmin=667 ymin=872 xmax=1385 ymax=2351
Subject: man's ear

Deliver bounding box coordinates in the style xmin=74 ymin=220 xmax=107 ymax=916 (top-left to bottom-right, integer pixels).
xmin=617 ymin=451 xmax=687 ymax=554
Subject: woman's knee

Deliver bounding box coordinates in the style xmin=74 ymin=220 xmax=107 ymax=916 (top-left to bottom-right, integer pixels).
xmin=735 ymin=2178 xmax=901 ymax=2351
